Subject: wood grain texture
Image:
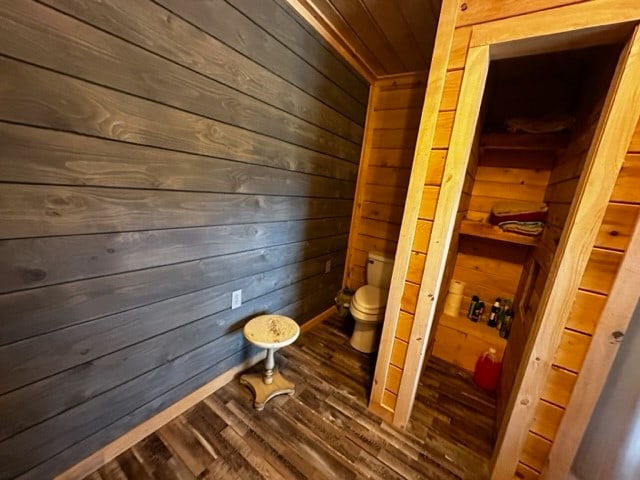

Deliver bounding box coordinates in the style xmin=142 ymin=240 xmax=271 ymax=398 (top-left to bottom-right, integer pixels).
xmin=544 ymin=214 xmax=640 ymax=478
xmin=456 ymin=0 xmax=583 ymax=27
xmin=0 ymin=1 xmax=365 ymax=477
xmin=370 ymin=0 xmax=460 ymax=419
xmin=0 ymin=217 xmax=350 ymax=293
xmin=157 ymin=0 xmax=366 ymax=123
xmin=344 ymin=72 xmax=425 ymax=290
xmin=394 ymin=46 xmax=490 ymax=428
xmin=0 ymin=1 xmax=361 ymax=163
xmin=287 ymin=0 xmax=439 ymax=77
xmin=75 ymin=316 xmax=493 ymax=480
xmin=493 ymin=25 xmax=640 ymax=479
xmin=39 ymin=0 xmax=365 ymax=144
xmin=0 ymin=184 xmax=353 ymax=240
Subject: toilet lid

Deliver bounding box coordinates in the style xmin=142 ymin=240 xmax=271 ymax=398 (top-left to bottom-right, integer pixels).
xmin=352 ymin=285 xmax=387 ymax=314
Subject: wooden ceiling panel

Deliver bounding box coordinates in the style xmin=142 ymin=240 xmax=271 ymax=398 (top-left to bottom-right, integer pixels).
xmin=331 ymin=0 xmax=406 ymax=73
xmin=286 ymin=0 xmax=441 ymax=81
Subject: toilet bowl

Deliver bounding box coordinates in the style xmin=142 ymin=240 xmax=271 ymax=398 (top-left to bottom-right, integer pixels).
xmin=349 ymin=252 xmax=394 ymax=353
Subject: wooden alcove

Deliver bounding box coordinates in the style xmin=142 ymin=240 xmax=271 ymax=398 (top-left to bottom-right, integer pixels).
xmin=368 ymin=2 xmax=640 ymax=479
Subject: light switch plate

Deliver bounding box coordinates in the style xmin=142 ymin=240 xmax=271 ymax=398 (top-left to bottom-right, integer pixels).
xmin=231 ymin=289 xmax=242 ymax=309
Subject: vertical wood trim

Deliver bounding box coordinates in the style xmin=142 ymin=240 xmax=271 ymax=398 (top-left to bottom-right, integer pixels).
xmin=283 ymin=0 xmax=376 ymax=82
xmin=369 ymin=0 xmax=460 ymax=410
xmin=491 ymin=25 xmax=640 ymax=479
xmin=343 ymin=84 xmax=377 ymax=287
xmin=392 ymin=46 xmax=491 ymax=427
xmin=542 ymin=209 xmax=640 ymax=478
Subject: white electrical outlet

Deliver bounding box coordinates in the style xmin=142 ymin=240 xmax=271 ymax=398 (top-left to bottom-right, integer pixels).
xmin=325 ymin=259 xmax=331 ymax=273
xmin=231 ymin=289 xmax=242 ymax=309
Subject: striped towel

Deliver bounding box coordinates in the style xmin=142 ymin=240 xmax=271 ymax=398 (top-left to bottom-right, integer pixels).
xmin=499 ymin=221 xmax=545 ymax=237
xmin=489 ymin=201 xmax=548 ymax=225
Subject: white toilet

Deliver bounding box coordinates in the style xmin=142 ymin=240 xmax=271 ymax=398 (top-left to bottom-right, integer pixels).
xmin=349 ymin=252 xmax=394 ymax=353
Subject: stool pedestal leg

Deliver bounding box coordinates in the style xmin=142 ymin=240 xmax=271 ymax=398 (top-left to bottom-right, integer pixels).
xmin=263 ymin=348 xmax=275 ymax=385
xmin=240 ymin=349 xmax=295 ymax=411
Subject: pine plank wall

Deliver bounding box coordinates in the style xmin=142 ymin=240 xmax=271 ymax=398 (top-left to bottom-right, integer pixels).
xmin=0 ymin=1 xmax=368 ymax=478
xmin=344 ymin=72 xmax=428 ymax=291
xmin=378 ymin=1 xmax=640 ymax=478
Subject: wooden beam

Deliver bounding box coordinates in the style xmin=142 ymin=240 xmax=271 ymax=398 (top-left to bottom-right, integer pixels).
xmin=342 ymin=85 xmax=376 ymax=288
xmin=392 ymin=45 xmax=490 ymax=427
xmin=283 ymin=0 xmax=376 ymax=82
xmin=491 ymin=25 xmax=640 ymax=479
xmin=471 ymin=0 xmax=640 ymax=50
xmin=368 ymin=0 xmax=460 ymax=413
xmin=542 ymin=218 xmax=640 ymax=478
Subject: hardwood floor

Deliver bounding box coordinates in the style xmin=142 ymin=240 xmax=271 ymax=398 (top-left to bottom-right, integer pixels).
xmin=84 ymin=314 xmax=494 ymax=479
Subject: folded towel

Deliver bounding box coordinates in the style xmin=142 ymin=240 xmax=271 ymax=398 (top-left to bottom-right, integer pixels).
xmin=499 ymin=221 xmax=545 ymax=237
xmin=489 ymin=201 xmax=548 ymax=225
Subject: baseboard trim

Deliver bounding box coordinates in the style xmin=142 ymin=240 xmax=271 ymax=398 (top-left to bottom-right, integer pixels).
xmin=301 ymin=306 xmax=336 ymax=333
xmin=56 ymin=306 xmax=335 ymax=479
xmin=55 ymin=351 xmax=264 ymax=480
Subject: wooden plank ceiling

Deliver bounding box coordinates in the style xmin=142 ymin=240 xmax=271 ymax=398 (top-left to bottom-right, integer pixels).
xmin=286 ymin=0 xmax=441 ymax=81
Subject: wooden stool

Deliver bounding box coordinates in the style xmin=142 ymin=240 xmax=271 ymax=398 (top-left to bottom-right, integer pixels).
xmin=240 ymin=314 xmax=300 ymax=411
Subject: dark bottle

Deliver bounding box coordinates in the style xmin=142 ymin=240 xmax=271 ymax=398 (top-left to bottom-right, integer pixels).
xmin=467 ymin=295 xmax=480 ymax=320
xmin=496 ymin=298 xmax=510 ymax=331
xmin=488 ymin=298 xmax=501 ymax=328
xmin=500 ymin=300 xmax=513 ymax=339
xmin=471 ymin=300 xmax=484 ymax=322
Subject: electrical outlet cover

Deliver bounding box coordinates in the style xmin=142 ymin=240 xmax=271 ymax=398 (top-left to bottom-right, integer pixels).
xmin=231 ymin=289 xmax=242 ymax=309
xmin=325 ymin=259 xmax=331 ymax=273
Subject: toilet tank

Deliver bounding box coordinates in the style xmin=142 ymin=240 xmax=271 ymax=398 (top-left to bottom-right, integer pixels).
xmin=366 ymin=252 xmax=395 ymax=290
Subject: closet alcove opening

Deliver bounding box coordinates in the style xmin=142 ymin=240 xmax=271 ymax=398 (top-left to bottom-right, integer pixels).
xmin=423 ymin=38 xmax=626 ymax=450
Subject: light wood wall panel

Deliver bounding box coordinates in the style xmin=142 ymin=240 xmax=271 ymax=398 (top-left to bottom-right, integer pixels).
xmin=0 ymin=1 xmax=367 ymax=478
xmin=344 ymin=72 xmax=428 ymax=291
xmin=378 ymin=1 xmax=634 ymax=478
xmin=431 ymin=133 xmax=551 ymax=373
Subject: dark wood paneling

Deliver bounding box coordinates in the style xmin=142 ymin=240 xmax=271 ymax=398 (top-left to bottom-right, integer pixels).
xmin=1 ymin=236 xmax=347 ymax=346
xmin=39 ymin=0 xmax=365 ymax=143
xmin=0 ymin=123 xmax=356 ymax=185
xmin=10 ymin=281 xmax=341 ymax=480
xmin=0 ymin=57 xmax=357 ymax=173
xmin=156 ymin=0 xmax=366 ymax=122
xmin=0 ymin=246 xmax=345 ymax=396
xmin=0 ymin=1 xmax=361 ymax=163
xmin=0 ymin=1 xmax=364 ymax=477
xmin=0 ymin=265 xmax=344 ymax=442
xmin=0 ymin=217 xmax=350 ymax=292
xmin=0 ymin=184 xmax=353 ymax=239
xmin=228 ymin=0 xmax=368 ymax=99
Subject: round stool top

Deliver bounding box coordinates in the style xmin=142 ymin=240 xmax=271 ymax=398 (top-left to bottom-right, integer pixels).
xmin=243 ymin=314 xmax=300 ymax=349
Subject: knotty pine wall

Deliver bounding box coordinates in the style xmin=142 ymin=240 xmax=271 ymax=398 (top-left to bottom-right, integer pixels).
xmin=517 ymin=119 xmax=640 ymax=480
xmin=0 ymin=1 xmax=368 ymax=478
xmin=378 ymin=1 xmax=638 ymax=479
xmin=344 ymin=72 xmax=428 ymax=290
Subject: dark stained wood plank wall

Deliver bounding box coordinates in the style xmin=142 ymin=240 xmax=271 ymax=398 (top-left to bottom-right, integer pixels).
xmin=0 ymin=1 xmax=367 ymax=478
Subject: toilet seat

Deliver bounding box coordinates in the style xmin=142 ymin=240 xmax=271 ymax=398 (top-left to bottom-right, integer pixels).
xmin=350 ymin=285 xmax=387 ymax=324
xmin=351 ymin=285 xmax=387 ymax=314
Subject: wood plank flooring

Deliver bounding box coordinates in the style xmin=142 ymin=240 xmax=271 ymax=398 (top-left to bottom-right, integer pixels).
xmin=84 ymin=314 xmax=494 ymax=479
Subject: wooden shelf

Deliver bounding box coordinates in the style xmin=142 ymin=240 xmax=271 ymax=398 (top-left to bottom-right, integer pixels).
xmin=480 ymin=132 xmax=570 ymax=150
xmin=439 ymin=313 xmax=507 ymax=348
xmin=459 ymin=220 xmax=539 ymax=246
